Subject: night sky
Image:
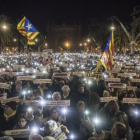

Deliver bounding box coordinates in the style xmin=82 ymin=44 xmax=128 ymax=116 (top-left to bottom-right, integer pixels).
xmin=1 ymin=0 xmax=140 ymax=35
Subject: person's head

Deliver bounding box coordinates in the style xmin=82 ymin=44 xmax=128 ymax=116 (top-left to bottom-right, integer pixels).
xmin=59 ymin=79 xmax=65 ymax=85
xmin=34 ymin=89 xmax=41 ymax=97
xmin=77 ymin=101 xmax=85 ymax=113
xmin=52 ymin=92 xmax=61 ymax=100
xmin=127 ymin=90 xmax=136 ymax=98
xmin=126 ymin=81 xmax=131 ymax=86
xmin=50 ymin=107 xmax=60 ymax=121
xmin=111 ymin=122 xmax=126 ymax=139
xmin=44 ymin=120 xmax=58 ymax=136
xmin=62 ymin=85 xmax=70 ymax=96
xmin=4 ymin=101 xmax=17 ymax=116
xmin=15 ymin=80 xmax=22 ymax=86
xmin=17 ymin=113 xmax=28 ymax=128
xmin=78 ymin=85 xmax=84 ymax=93
xmin=40 ymin=83 xmax=47 ymax=90
xmin=29 ymin=134 xmax=43 ymax=140
xmin=115 ymin=111 xmax=129 ymax=128
xmin=104 ymin=100 xmax=119 ymax=113
xmin=16 ymin=84 xmax=22 ymax=93
xmin=103 ymin=90 xmax=110 ymax=97
xmin=25 ymin=81 xmax=31 ymax=88
xmin=30 ymin=101 xmax=42 ymax=114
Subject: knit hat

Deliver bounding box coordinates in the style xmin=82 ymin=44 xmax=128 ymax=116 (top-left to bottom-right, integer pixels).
xmin=5 ymin=101 xmax=17 ymax=111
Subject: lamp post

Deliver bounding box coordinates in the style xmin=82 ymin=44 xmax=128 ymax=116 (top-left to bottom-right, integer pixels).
xmin=66 ymin=42 xmax=70 ymax=52
xmin=0 ymin=24 xmax=7 ymax=54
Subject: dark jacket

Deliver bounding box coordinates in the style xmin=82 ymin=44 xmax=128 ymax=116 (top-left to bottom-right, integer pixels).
xmin=0 ymin=112 xmax=18 ymax=131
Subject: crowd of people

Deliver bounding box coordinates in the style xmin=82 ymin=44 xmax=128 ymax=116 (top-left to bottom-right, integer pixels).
xmin=0 ymin=52 xmax=140 ymax=140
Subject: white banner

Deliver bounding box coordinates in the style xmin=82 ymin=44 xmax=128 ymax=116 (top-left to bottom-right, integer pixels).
xmin=17 ymin=76 xmax=34 ymax=81
xmin=127 ymin=86 xmax=137 ymax=90
xmin=13 ymin=65 xmax=25 ymax=70
xmin=33 ymin=79 xmax=52 ymax=84
xmin=105 ymin=78 xmax=121 ymax=82
xmin=124 ymin=73 xmax=136 ymax=76
xmin=45 ymin=100 xmax=70 ymax=106
xmin=1 ymin=96 xmax=19 ymax=105
xmin=125 ymin=66 xmax=135 ymax=69
xmin=100 ymin=97 xmax=118 ymax=102
xmin=131 ymin=79 xmax=140 ymax=82
xmin=117 ymin=73 xmax=130 ymax=77
xmin=12 ymin=72 xmax=24 ymax=76
xmin=123 ymin=98 xmax=140 ymax=104
xmin=53 ymin=73 xmax=70 ymax=78
xmin=0 ymin=83 xmax=11 ymax=89
xmin=4 ymin=129 xmax=30 ymax=136
xmin=108 ymin=83 xmax=126 ymax=88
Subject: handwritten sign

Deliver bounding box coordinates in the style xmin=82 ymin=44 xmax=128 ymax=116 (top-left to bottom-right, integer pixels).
xmin=100 ymin=97 xmax=118 ymax=102
xmin=123 ymin=98 xmax=140 ymax=104
xmin=33 ymin=79 xmax=52 ymax=84
xmin=108 ymin=83 xmax=126 ymax=88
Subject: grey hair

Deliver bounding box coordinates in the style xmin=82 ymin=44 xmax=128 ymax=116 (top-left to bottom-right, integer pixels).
xmin=52 ymin=92 xmax=61 ymax=99
xmin=62 ymin=85 xmax=70 ymax=90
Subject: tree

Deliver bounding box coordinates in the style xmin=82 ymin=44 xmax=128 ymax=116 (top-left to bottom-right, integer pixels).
xmin=0 ymin=15 xmax=13 ymax=47
xmin=114 ymin=25 xmax=129 ymax=52
xmin=88 ymin=18 xmax=110 ymax=49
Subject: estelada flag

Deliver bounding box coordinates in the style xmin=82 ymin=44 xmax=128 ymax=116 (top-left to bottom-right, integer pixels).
xmin=17 ymin=16 xmax=39 ymax=45
xmin=93 ymin=31 xmax=114 ymax=72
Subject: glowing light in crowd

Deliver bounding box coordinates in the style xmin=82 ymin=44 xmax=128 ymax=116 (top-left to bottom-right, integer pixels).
xmin=88 ymin=80 xmax=92 ymax=85
xmin=70 ymin=134 xmax=75 ymax=139
xmin=85 ymin=110 xmax=89 ymax=115
xmin=93 ymin=118 xmax=100 ymax=125
xmin=27 ymin=107 xmax=32 ymax=112
xmin=40 ymin=100 xmax=45 ymax=105
xmin=22 ymin=91 xmax=26 ymax=95
xmin=62 ymin=108 xmax=68 ymax=115
xmin=134 ymin=110 xmax=138 ymax=115
xmin=32 ymin=127 xmax=38 ymax=133
xmin=47 ymin=94 xmax=51 ymax=99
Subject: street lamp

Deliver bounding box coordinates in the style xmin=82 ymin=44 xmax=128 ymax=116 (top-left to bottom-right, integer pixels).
xmin=2 ymin=25 xmax=7 ymax=29
xmin=13 ymin=38 xmax=17 ymax=42
xmin=87 ymin=38 xmax=91 ymax=42
xmin=65 ymin=42 xmax=70 ymax=52
xmin=35 ymin=38 xmax=38 ymax=42
xmin=111 ymin=26 xmax=115 ymax=30
xmin=79 ymin=43 xmax=82 ymax=46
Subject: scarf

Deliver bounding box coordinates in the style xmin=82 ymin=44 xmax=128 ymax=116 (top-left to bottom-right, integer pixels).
xmin=4 ymin=110 xmax=16 ymax=121
xmin=39 ymin=87 xmax=44 ymax=97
